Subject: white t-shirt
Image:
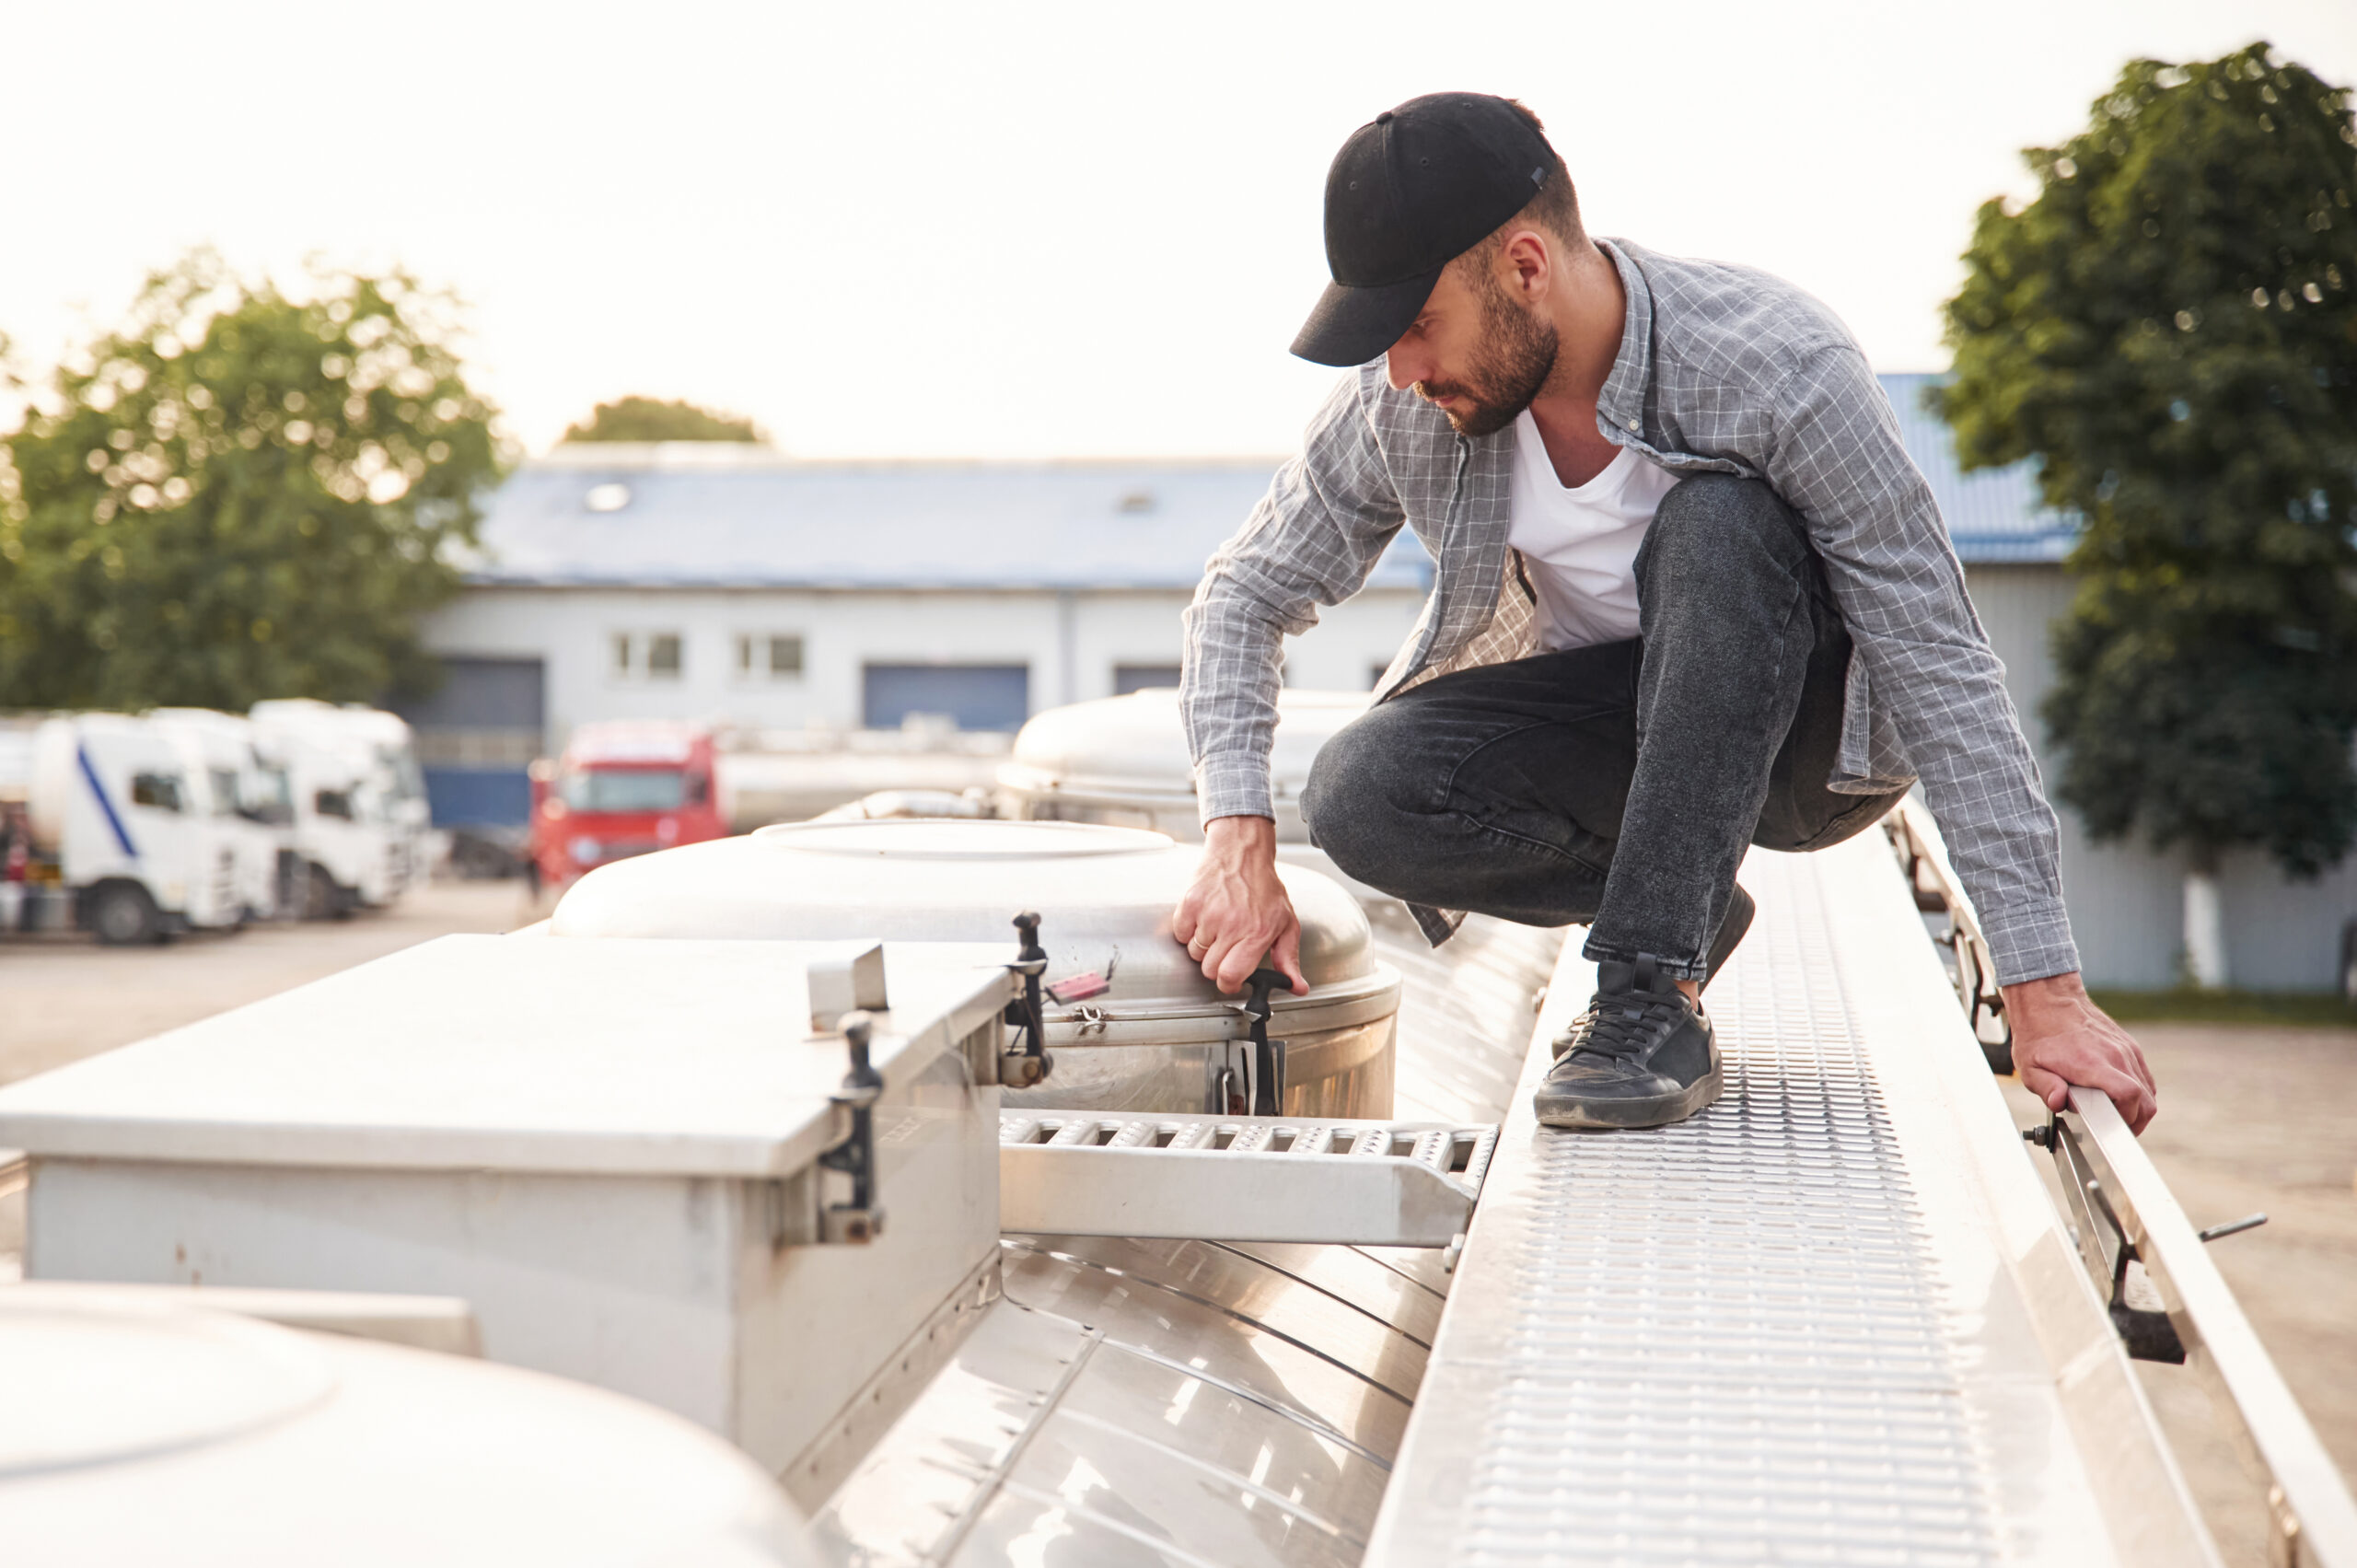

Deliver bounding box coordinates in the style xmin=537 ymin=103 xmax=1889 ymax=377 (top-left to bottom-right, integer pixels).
xmin=1505 ymin=408 xmax=1680 ymax=651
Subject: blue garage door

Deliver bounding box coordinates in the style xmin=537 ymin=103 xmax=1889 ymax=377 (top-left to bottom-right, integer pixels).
xmin=393 ymin=656 xmax=546 ymax=827
xmin=863 ymin=664 xmax=1029 ymax=732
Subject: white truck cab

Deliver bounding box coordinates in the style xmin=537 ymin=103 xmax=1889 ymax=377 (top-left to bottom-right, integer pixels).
xmin=150 ymin=709 xmax=297 ymax=922
xmin=250 ymin=701 xmax=424 ymax=912
xmin=26 ymin=714 xmax=244 ymax=944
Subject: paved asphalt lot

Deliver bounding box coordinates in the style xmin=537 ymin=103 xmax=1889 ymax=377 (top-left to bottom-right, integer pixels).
xmin=1 ymin=882 xmax=2349 ymax=1559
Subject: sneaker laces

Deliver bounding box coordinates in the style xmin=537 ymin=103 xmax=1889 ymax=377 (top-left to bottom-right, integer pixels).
xmin=1562 ymin=956 xmax=1687 ymax=1064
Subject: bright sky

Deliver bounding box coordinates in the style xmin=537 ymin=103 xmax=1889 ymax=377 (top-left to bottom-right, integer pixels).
xmin=4 ymin=1 xmax=2353 ymax=460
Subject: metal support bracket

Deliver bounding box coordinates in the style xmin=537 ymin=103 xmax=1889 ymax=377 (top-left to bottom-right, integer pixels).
xmin=1884 ymin=802 xmax=2012 ymax=1073
xmin=999 ymin=1111 xmax=1497 ymax=1247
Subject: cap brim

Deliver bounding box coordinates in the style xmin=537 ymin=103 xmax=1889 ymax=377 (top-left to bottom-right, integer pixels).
xmin=1289 ymin=267 xmax=1444 ymax=366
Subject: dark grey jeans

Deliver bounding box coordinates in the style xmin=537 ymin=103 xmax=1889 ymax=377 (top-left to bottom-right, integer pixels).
xmin=1302 ymin=475 xmax=1907 ymax=981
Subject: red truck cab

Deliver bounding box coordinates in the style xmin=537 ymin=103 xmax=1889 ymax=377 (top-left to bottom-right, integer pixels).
xmin=529 ymin=722 xmax=727 ymax=890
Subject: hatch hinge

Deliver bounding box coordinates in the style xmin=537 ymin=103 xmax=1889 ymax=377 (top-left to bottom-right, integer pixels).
xmin=999 ymin=911 xmax=1054 ymax=1087
xmin=816 ymin=1011 xmax=885 ymax=1244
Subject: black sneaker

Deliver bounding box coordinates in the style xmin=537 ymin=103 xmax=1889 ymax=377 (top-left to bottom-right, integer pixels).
xmin=1550 ymin=884 xmax=1750 ymax=1063
xmin=1534 ymin=955 xmax=1723 ymax=1130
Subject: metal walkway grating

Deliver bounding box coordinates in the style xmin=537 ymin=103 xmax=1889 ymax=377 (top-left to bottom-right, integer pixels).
xmin=1466 ymin=855 xmax=2001 ymax=1564
xmin=1363 ymin=836 xmax=2203 ymax=1567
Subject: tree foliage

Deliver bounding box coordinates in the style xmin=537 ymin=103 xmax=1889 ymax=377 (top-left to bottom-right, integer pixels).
xmin=561 ymin=395 xmax=765 ymax=444
xmin=0 ymin=251 xmax=502 ymax=712
xmin=1940 ymin=42 xmax=2357 ymax=877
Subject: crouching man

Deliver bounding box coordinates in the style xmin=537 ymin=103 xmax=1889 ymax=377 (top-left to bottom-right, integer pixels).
xmin=1171 ymin=91 xmax=2155 ymax=1133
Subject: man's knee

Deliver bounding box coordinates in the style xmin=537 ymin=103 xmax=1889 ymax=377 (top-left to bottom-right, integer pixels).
xmin=1644 ymin=474 xmax=1806 ymax=572
xmin=1301 ymin=710 xmax=1420 ymax=878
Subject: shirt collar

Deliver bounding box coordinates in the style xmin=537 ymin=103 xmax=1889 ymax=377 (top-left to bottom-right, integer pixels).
xmin=1593 ymin=238 xmax=1655 ymax=441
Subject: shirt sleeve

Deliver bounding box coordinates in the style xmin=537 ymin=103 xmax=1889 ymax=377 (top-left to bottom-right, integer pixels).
xmin=1765 ymin=343 xmax=2080 ymax=984
xmin=1181 ymin=367 xmax=1409 ymax=823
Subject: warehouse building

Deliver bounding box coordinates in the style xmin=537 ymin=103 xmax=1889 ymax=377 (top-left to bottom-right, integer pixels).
xmin=408 ymin=379 xmax=2357 ymax=990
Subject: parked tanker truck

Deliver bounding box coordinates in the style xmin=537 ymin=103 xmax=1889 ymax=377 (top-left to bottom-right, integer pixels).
xmin=250 ymin=700 xmax=425 ymax=916
xmin=14 ymin=713 xmax=250 ymax=944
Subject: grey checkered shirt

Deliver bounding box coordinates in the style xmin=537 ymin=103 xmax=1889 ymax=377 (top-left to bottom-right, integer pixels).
xmin=1180 ymin=237 xmax=2079 ymax=984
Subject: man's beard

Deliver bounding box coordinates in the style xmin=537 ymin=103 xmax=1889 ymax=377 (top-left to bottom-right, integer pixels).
xmin=1414 ymin=272 xmax=1559 ymax=438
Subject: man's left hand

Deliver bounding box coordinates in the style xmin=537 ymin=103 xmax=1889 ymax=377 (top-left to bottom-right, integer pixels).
xmin=2002 ymin=970 xmax=2157 ymax=1133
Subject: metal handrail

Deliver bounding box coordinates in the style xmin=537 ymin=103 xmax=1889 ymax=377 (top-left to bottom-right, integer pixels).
xmin=1886 ymin=796 xmax=2357 ymax=1566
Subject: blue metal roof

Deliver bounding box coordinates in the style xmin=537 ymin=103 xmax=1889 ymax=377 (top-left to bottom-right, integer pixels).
xmin=1876 ymin=373 xmax=2078 ymax=564
xmin=468 ymin=381 xmax=2069 ymax=590
xmin=464 ymin=453 xmax=1437 ymax=591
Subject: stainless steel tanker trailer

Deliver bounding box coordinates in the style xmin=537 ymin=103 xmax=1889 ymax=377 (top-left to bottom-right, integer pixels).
xmin=0 ymin=690 xmax=2347 ymax=1566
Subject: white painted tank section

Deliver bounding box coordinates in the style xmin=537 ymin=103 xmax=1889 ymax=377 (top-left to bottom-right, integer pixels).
xmin=549 ymin=819 xmax=1402 ymax=1117
xmin=0 ymin=1288 xmax=812 ymax=1567
xmin=0 ymin=936 xmax=1017 ymax=1478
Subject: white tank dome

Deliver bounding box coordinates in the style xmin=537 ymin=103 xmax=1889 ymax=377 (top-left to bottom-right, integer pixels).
xmin=0 ymin=1288 xmax=811 ymax=1566
xmin=551 ymin=819 xmax=1398 ymax=1116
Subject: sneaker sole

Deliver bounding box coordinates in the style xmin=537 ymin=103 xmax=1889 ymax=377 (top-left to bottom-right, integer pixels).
xmin=1533 ymin=1062 xmax=1724 ymax=1131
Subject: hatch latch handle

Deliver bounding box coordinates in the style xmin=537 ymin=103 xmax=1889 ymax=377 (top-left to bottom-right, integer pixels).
xmin=1244 ymin=966 xmax=1286 ymax=1117
xmin=1000 ymin=911 xmax=1054 ymax=1088
xmin=819 ymin=1011 xmax=886 ymax=1244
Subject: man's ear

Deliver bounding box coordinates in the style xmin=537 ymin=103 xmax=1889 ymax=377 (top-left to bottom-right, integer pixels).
xmin=1501 ymin=230 xmax=1551 ymax=302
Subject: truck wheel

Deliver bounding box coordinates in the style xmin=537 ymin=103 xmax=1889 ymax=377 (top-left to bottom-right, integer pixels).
xmin=87 ymin=882 xmax=162 ymax=947
xmin=301 ymin=862 xmax=354 ymax=922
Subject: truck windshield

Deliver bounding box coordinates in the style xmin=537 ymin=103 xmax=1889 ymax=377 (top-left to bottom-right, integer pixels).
xmin=561 ymin=768 xmax=685 ymax=813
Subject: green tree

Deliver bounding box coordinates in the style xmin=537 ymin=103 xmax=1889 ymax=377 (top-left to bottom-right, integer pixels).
xmin=1939 ymin=42 xmax=2357 ymax=987
xmin=561 ymin=395 xmax=766 ymax=444
xmin=0 ymin=251 xmax=502 ymax=712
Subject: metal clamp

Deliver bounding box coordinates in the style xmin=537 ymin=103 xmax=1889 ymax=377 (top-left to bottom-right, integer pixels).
xmin=817 ymin=1011 xmax=885 ymax=1244
xmin=999 ymin=911 xmax=1054 ymax=1088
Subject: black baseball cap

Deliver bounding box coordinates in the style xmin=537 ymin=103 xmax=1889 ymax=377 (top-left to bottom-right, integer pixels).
xmin=1291 ymin=92 xmax=1557 ymax=367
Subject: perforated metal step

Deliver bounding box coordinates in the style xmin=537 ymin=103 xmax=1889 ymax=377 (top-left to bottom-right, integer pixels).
xmin=999 ymin=1111 xmax=1496 ymax=1247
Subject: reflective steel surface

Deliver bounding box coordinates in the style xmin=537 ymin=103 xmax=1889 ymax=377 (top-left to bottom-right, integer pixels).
xmin=809 ymin=909 xmax=1562 ymax=1567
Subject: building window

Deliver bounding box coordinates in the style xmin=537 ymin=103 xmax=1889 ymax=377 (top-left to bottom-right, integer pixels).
xmin=611 ymin=632 xmax=685 ymax=681
xmin=737 ymin=633 xmax=805 ymax=679
xmin=1113 ymin=663 xmax=1183 ymax=695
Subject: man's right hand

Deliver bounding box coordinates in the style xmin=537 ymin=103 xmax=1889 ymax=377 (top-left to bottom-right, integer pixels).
xmin=1172 ymin=815 xmax=1308 ymax=995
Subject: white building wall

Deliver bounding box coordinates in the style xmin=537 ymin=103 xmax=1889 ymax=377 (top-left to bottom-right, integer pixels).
xmin=1968 ymin=563 xmax=2357 ymax=991
xmin=421 ymin=584 xmax=1428 ymax=747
